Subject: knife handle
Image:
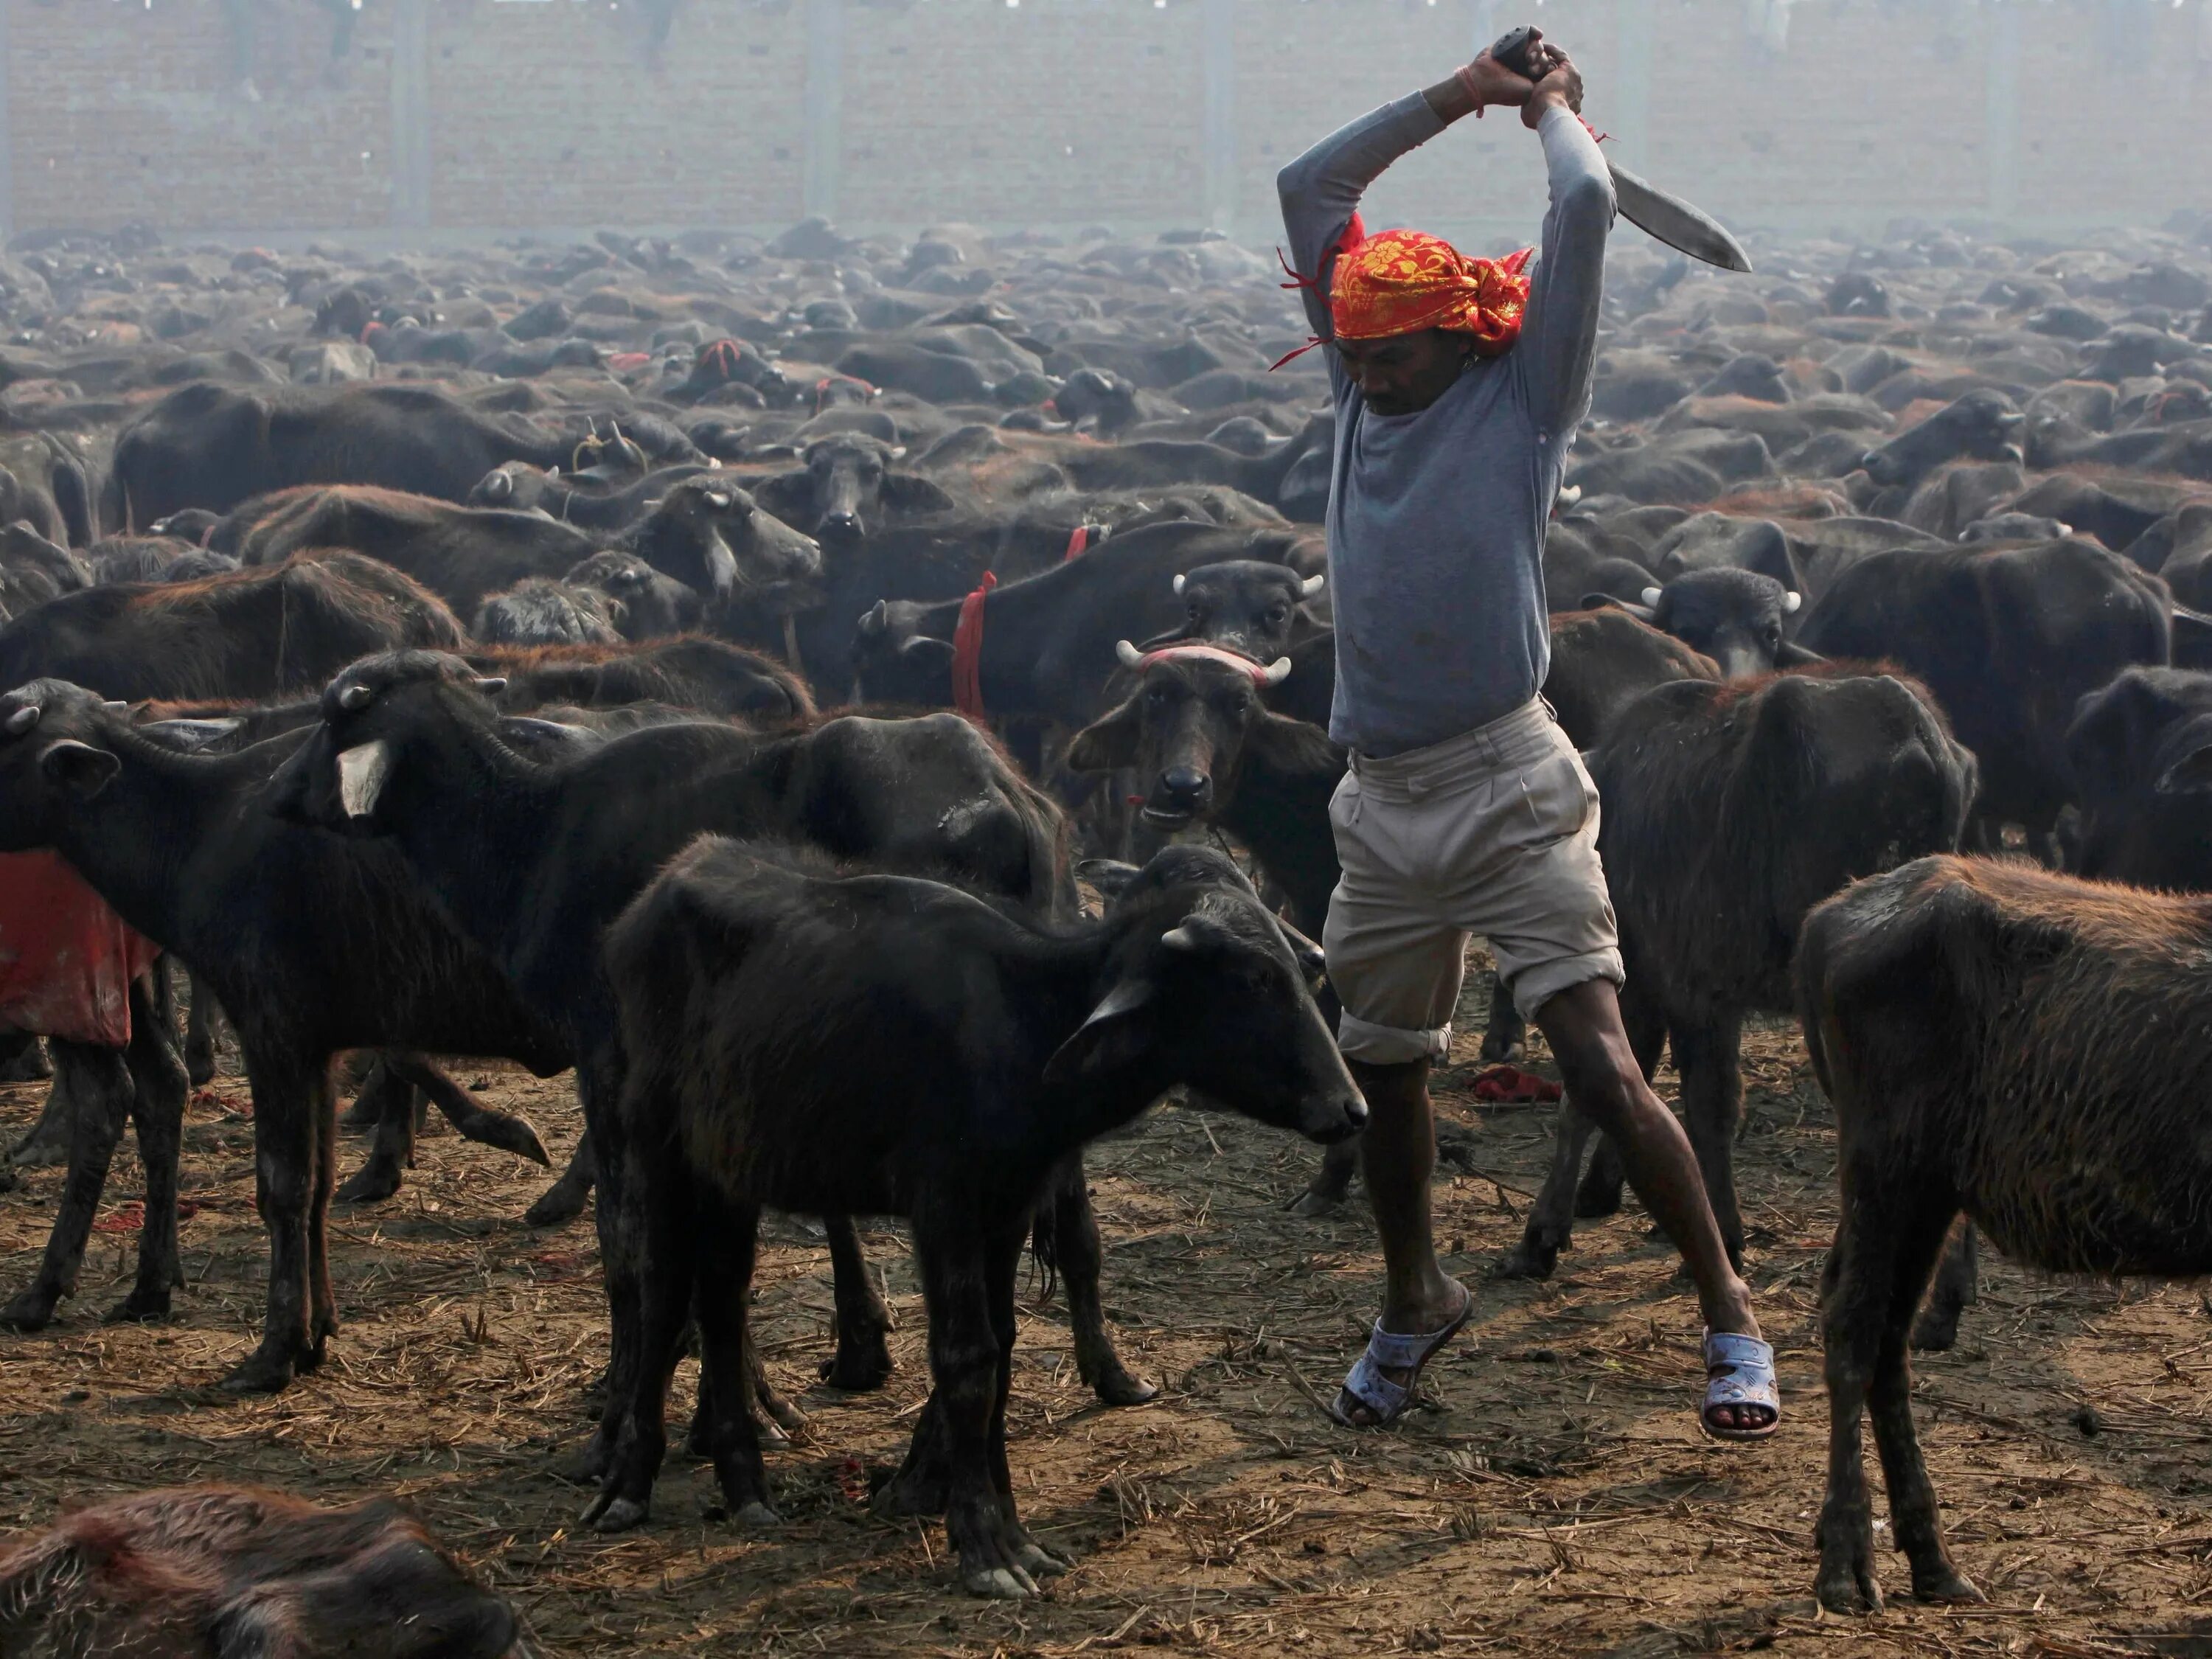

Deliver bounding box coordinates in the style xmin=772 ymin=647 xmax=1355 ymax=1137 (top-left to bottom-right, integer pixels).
xmin=1486 ymin=25 xmax=1546 ymax=80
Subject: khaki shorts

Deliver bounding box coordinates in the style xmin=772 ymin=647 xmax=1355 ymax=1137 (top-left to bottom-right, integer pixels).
xmin=1323 ymin=698 xmax=1624 ymax=1065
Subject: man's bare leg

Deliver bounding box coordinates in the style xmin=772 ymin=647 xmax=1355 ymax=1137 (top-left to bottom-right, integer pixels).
xmin=1338 ymin=1057 xmax=1470 ymax=1424
xmin=1535 ymin=978 xmax=1768 ymax=1433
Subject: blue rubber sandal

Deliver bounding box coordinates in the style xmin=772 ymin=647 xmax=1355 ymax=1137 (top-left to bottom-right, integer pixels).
xmin=1703 ymin=1329 xmax=1781 ymax=1441
xmin=1327 ymin=1281 xmax=1472 ymax=1429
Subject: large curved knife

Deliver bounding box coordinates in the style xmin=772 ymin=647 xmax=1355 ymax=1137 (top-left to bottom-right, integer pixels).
xmin=1491 ymin=26 xmax=1754 ymax=274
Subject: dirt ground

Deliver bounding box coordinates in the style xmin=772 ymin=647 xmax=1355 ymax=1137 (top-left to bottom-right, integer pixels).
xmin=5 ymin=979 xmax=2211 ymax=1659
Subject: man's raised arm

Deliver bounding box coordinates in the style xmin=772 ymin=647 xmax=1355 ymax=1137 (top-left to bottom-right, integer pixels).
xmin=1519 ymin=71 xmax=1617 ymax=438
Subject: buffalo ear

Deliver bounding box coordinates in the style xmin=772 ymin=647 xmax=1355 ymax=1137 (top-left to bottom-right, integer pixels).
xmin=745 ymin=472 xmax=811 ymax=521
xmin=1066 ymin=700 xmax=1142 ymax=773
xmin=39 ymin=739 xmax=120 ymax=799
xmin=1074 ymin=858 xmax=1141 ymax=900
xmin=1581 ymin=591 xmax=1655 ymax=623
xmin=2157 ymin=737 xmax=2212 ymax=796
xmin=882 ymin=473 xmax=959 ymax=514
xmin=1041 ymin=976 xmax=1155 ymax=1088
xmin=1244 ymin=712 xmax=1340 ymax=776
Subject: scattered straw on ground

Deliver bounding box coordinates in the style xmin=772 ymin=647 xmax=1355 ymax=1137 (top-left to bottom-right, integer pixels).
xmin=4 ymin=979 xmax=2211 ymax=1657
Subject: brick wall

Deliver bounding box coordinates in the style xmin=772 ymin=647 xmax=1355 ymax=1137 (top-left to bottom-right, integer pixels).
xmin=3 ymin=0 xmax=2208 ymax=242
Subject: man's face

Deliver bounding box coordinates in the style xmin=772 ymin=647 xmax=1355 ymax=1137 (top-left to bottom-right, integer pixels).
xmin=1333 ymin=328 xmax=1472 ymax=417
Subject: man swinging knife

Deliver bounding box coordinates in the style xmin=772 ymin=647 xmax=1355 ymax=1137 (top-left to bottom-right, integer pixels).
xmin=1276 ymin=29 xmax=1778 ymax=1438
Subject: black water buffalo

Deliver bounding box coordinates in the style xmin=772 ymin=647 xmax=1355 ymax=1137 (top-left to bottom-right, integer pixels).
xmin=851 ymin=521 xmax=1306 ymax=728
xmin=1503 ymin=667 xmax=1976 ymax=1279
xmin=598 ymin=838 xmax=1363 ymax=1593
xmin=0 ymin=1485 xmax=526 ymax=1658
xmin=107 ymin=381 xmax=584 ymax=526
xmin=1796 ymin=538 xmax=2179 ymax=848
xmin=748 ymin=433 xmax=960 ymax=541
xmin=0 ymin=682 xmax=570 ymax=1387
xmin=0 ymin=554 xmax=465 ymax=703
xmin=1857 ymin=389 xmax=2026 ymax=492
xmin=467 ymin=459 xmax=717 ymax=530
xmin=2063 ymin=665 xmax=2212 ymax=888
xmin=1797 ymin=858 xmax=2212 ymax=1613
xmin=1594 ymin=567 xmax=1815 ymax=681
xmin=233 ymin=479 xmax=819 ymax=613
xmin=475 ymin=580 xmax=625 ymax=647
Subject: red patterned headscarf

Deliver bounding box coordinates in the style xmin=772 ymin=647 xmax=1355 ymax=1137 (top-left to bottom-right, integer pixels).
xmin=1330 ymin=223 xmax=1534 ymax=355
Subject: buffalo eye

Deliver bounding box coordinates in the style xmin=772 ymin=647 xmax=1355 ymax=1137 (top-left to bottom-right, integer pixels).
xmin=1186 ymin=603 xmax=1203 ymax=624
xmin=1265 ymin=605 xmax=1288 ymax=628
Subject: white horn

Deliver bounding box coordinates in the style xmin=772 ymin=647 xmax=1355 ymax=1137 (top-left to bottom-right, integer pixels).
xmin=1116 ymin=639 xmax=1145 ymax=669
xmin=337 ymin=739 xmax=393 ymax=821
xmin=1640 ymin=586 xmax=1663 ymax=609
xmin=473 ymin=676 xmax=509 ymax=695
xmin=1259 ymin=656 xmax=1293 ymax=686
xmin=337 ymin=682 xmax=374 ymax=712
xmin=1300 ymin=574 xmax=1326 ymax=597
xmin=1172 ymin=574 xmax=1186 ymax=595
xmin=1782 ymin=591 xmax=1802 ymax=613
xmin=4 ymin=704 xmax=38 ymax=734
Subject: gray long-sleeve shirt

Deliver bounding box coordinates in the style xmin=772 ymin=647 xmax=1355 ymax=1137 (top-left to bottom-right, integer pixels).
xmin=1277 ymin=94 xmax=1614 ymax=758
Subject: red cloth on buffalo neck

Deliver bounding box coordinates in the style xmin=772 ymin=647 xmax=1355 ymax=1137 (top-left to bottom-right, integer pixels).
xmin=952 ymin=571 xmax=998 ymax=722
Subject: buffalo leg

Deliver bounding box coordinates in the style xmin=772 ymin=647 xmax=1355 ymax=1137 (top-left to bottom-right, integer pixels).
xmin=1045 ymin=1158 xmax=1155 ymax=1405
xmin=695 ymin=1196 xmax=778 ymax=1525
xmin=1293 ymin=987 xmax=1357 ymax=1217
xmin=583 ymin=1136 xmax=691 ymax=1533
xmin=1909 ymin=1220 xmax=1979 ymax=1353
xmin=389 ymin=1055 xmax=550 ymax=1169
xmin=819 ymin=1215 xmax=895 ymax=1391
xmin=1817 ymin=1169 xmax=1970 ymax=1614
xmin=890 ymin=1213 xmax=1057 ymax=1599
xmin=8 ymin=1075 xmax=77 ymax=1168
xmin=528 ymin=1125 xmax=597 ymax=1228
xmin=335 ymin=1061 xmax=417 ymax=1205
xmin=1674 ymin=1013 xmax=1747 ymax=1270
xmin=222 ymin=1054 xmax=330 ymax=1394
xmin=0 ymin=1043 xmax=132 ymax=1331
xmin=112 ymin=976 xmax=189 ymax=1323
xmin=184 ymin=972 xmax=223 ymax=1088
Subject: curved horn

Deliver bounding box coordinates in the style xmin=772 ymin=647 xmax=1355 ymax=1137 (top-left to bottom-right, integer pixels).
xmin=1640 ymin=586 xmax=1663 ymax=609
xmin=1172 ymin=574 xmax=1186 ymax=596
xmin=1300 ymin=574 xmax=1326 ymax=597
xmin=1782 ymin=590 xmax=1802 ymax=613
xmin=473 ymin=676 xmax=508 ymax=695
xmin=337 ymin=683 xmax=374 ymax=712
xmin=1116 ymin=639 xmax=1145 ymax=669
xmin=1258 ymin=656 xmax=1293 ymax=686
xmin=4 ymin=704 xmax=38 ymax=735
xmin=102 ymin=700 xmax=128 ymax=712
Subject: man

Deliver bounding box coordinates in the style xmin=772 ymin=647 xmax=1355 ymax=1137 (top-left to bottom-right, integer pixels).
xmin=1277 ymin=33 xmax=1777 ymax=1438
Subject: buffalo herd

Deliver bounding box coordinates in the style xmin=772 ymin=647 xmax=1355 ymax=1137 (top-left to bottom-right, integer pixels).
xmin=2 ymin=204 xmax=2212 ymax=1637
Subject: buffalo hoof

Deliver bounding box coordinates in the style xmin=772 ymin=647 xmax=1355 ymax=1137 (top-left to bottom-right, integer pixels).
xmin=1288 ymin=1186 xmax=1347 ymax=1218
xmin=220 ymin=1342 xmax=304 ymax=1395
xmin=185 ymin=1045 xmax=216 ymax=1090
xmin=1435 ymin=1123 xmax=1482 ymax=1175
xmin=105 ymin=1287 xmax=173 ymax=1324
xmin=0 ymin=1289 xmax=61 ymax=1332
xmin=335 ymin=1162 xmax=403 ymax=1205
xmin=1910 ymin=1302 xmax=1964 ymax=1353
xmin=525 ymin=1175 xmax=591 ymax=1228
xmin=582 ymin=1493 xmax=650 ymax=1534
xmin=950 ymin=1503 xmax=1065 ymax=1601
xmin=1490 ymin=1238 xmax=1559 ymax=1281
xmin=729 ymin=1500 xmax=781 ymax=1529
xmin=7 ymin=1135 xmax=68 ymax=1170
xmin=457 ymin=1109 xmax=550 ymax=1168
xmin=818 ymin=1340 xmax=894 ymax=1393
xmin=1086 ymin=1363 xmax=1158 ymax=1408
xmin=1910 ymin=1563 xmax=1984 ymax=1605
